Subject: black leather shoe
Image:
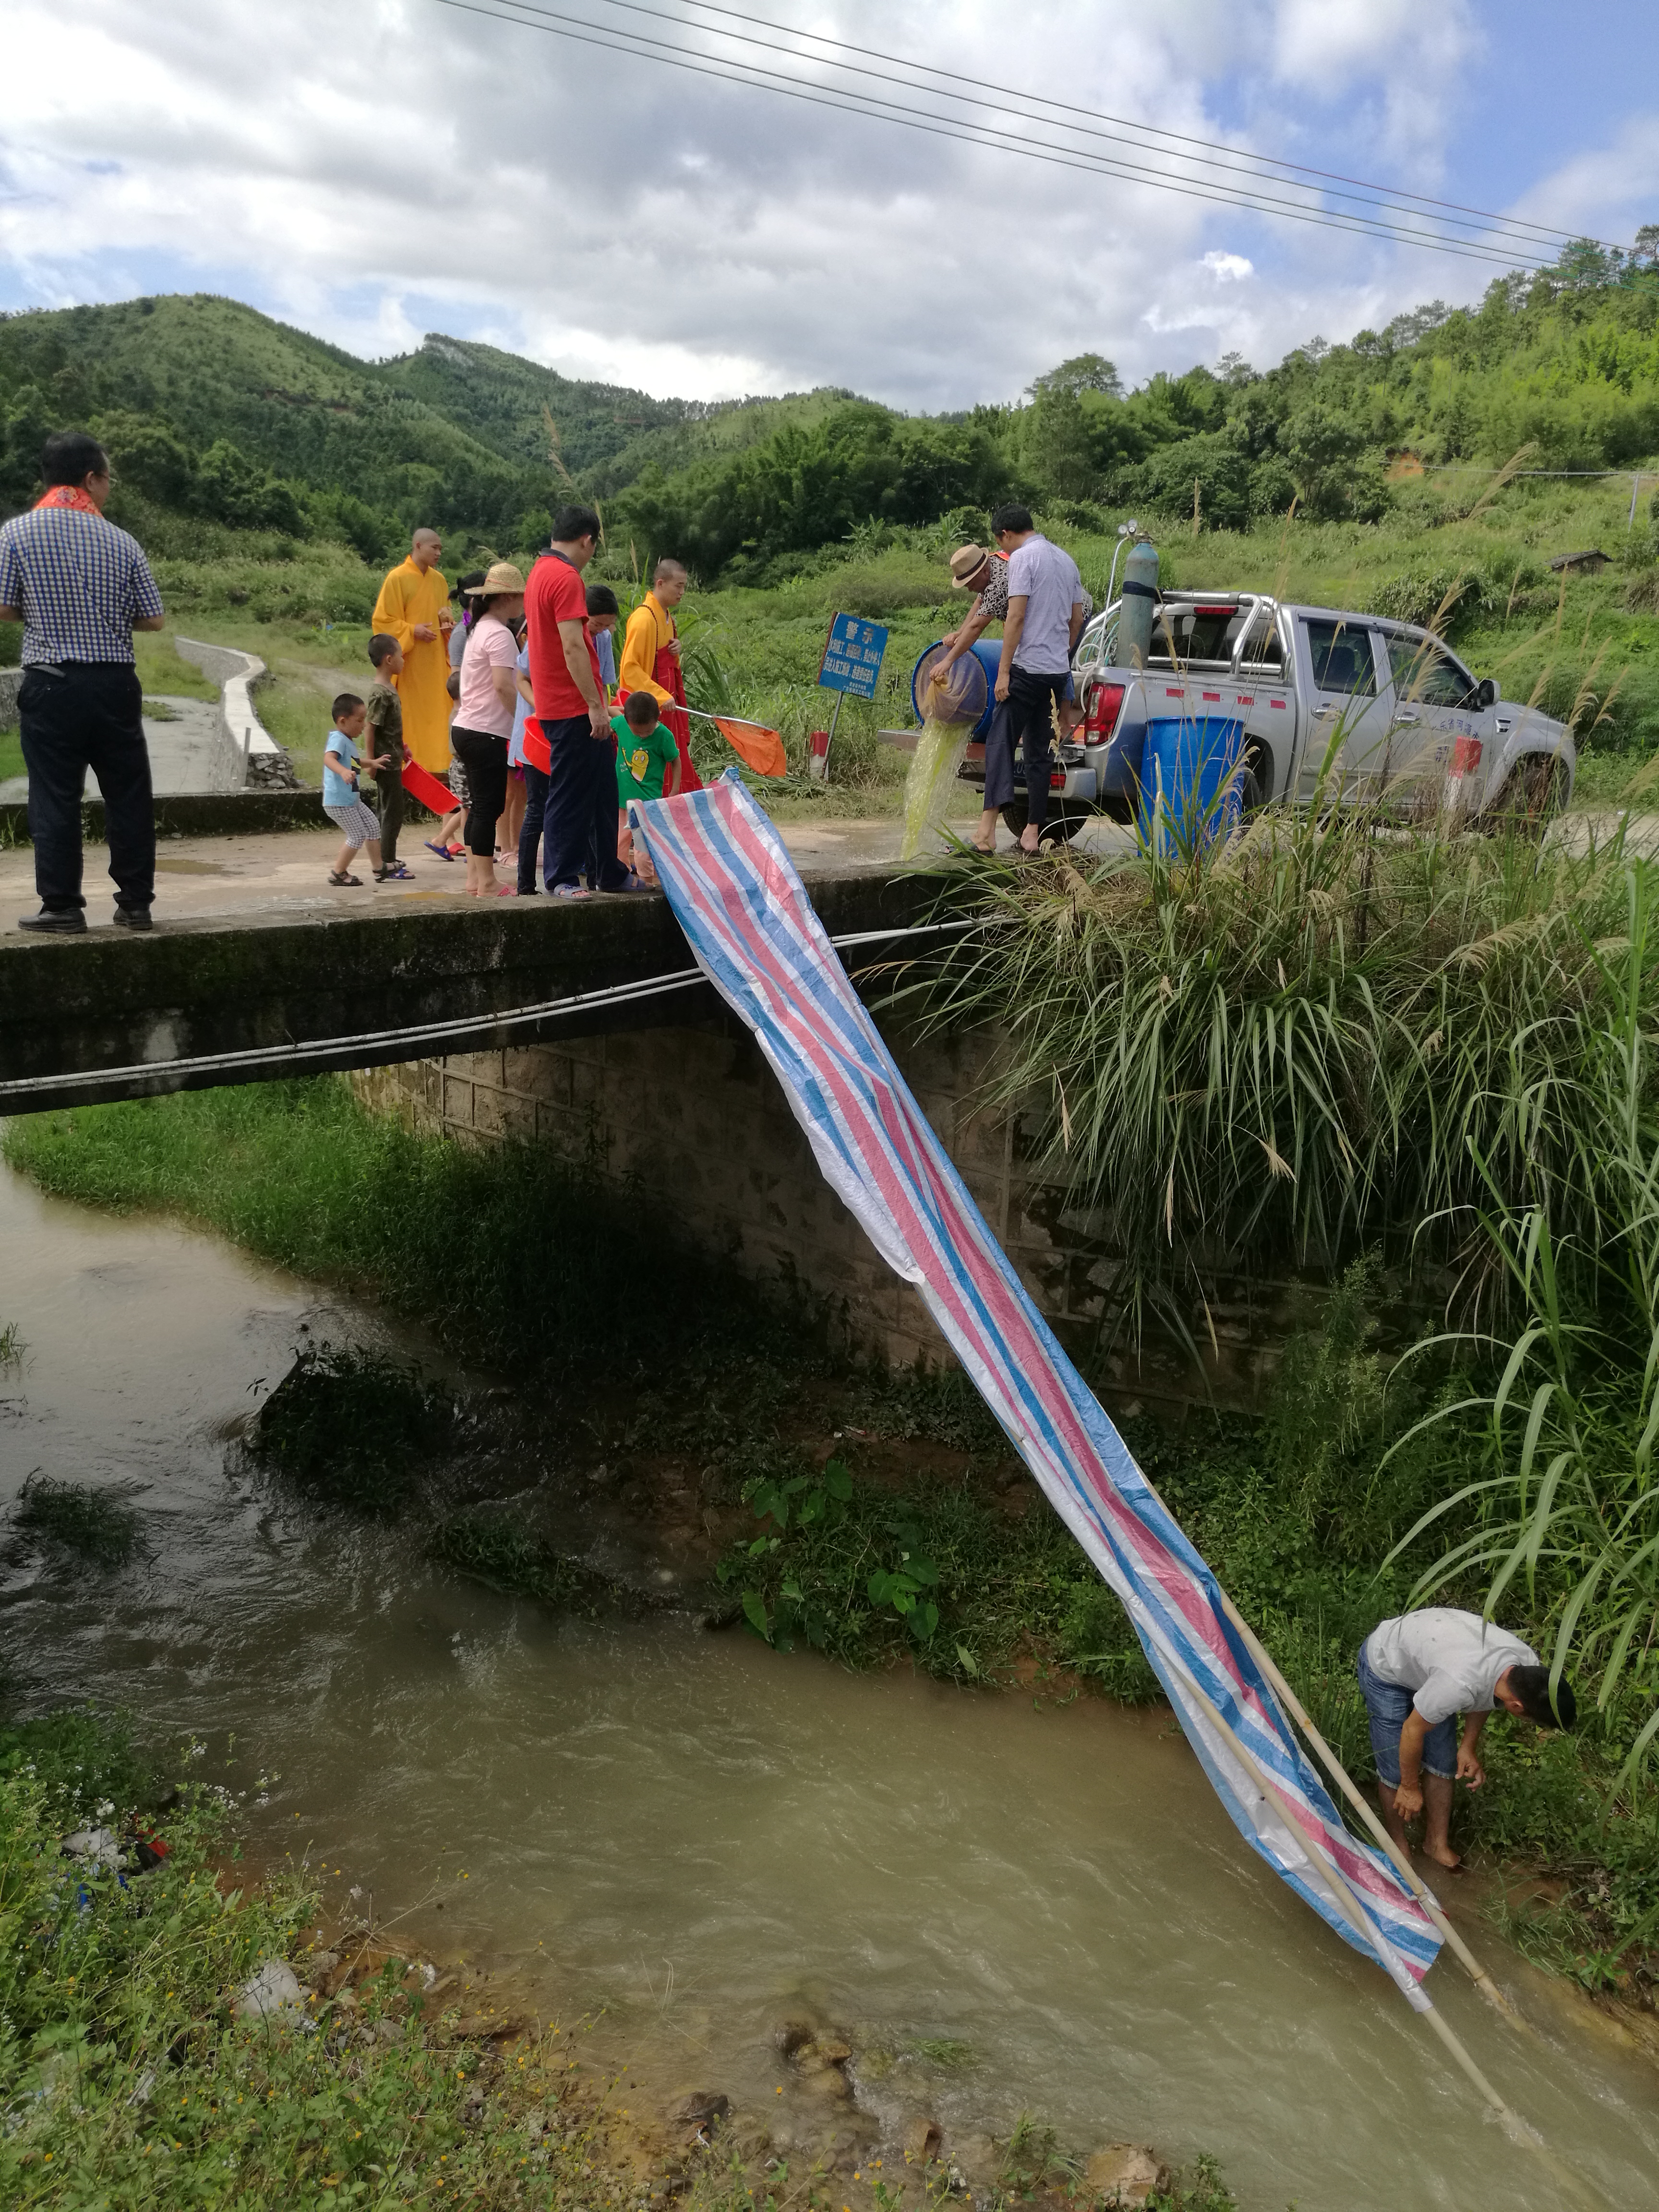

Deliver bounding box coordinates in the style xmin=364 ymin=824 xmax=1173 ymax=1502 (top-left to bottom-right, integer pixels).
xmin=112 ymin=906 xmax=154 ymax=931
xmin=18 ymin=908 xmax=86 ymax=935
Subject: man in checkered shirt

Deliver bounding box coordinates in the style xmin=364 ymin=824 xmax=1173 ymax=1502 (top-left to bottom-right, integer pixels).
xmin=0 ymin=429 xmax=166 ymax=934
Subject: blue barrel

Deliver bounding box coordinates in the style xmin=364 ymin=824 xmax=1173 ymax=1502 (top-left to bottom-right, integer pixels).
xmin=911 ymin=638 xmax=1003 ymax=736
xmin=1138 ymin=716 xmax=1245 ymax=854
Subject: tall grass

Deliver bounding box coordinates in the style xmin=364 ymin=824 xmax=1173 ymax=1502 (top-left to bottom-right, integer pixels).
xmin=1385 ymin=878 xmax=1659 ymax=1795
xmin=911 ymin=801 xmax=1659 ymax=1333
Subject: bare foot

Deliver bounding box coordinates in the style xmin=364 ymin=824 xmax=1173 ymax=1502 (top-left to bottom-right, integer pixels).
xmin=1422 ymin=1842 xmax=1463 ymax=1871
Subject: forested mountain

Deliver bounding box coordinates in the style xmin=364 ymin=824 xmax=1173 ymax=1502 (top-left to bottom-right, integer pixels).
xmin=1 ymin=241 xmax=1656 ymax=585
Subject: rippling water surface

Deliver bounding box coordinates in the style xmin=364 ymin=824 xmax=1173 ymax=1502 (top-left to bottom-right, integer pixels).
xmin=2 ymin=1162 xmax=1656 ymax=2210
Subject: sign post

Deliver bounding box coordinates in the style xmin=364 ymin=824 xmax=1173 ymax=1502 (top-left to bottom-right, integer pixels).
xmin=811 ymin=613 xmax=889 ymax=781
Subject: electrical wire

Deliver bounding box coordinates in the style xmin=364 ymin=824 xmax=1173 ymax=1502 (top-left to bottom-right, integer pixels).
xmin=433 ymin=0 xmax=1592 ymax=270
xmin=597 ymin=0 xmax=1594 ymax=256
xmin=0 ymin=919 xmax=971 ymax=1107
xmin=672 ymin=0 xmax=1611 ymax=254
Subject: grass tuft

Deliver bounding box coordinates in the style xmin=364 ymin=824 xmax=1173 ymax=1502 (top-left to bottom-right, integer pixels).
xmin=12 ymin=1475 xmax=143 ymax=1568
xmin=250 ymin=1337 xmax=452 ymax=1518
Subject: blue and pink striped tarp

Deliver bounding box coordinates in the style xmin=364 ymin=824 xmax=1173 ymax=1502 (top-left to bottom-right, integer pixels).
xmin=633 ymin=771 xmax=1442 ymax=2008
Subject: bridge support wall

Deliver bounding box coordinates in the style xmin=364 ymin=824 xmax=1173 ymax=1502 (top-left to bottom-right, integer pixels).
xmin=354 ymin=1030 xmax=1293 ymax=1409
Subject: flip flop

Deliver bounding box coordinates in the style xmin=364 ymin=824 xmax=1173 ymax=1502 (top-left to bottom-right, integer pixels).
xmin=424 ymin=840 xmax=454 ymax=861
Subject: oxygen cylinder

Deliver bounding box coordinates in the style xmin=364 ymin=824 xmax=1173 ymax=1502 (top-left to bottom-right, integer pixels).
xmin=1117 ymin=538 xmax=1160 ymax=669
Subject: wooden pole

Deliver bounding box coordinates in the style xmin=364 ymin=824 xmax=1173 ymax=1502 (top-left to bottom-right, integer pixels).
xmin=1214 ymin=1588 xmax=1519 ymax=2023
xmin=1172 ymin=1666 xmax=1527 ymax=2133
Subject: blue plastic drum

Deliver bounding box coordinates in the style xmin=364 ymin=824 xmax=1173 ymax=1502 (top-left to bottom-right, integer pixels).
xmin=1138 ymin=716 xmax=1246 ymax=854
xmin=911 ymin=639 xmax=1003 ymax=736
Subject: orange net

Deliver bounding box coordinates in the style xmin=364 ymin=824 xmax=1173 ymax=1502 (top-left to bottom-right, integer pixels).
xmin=713 ymin=716 xmax=787 ymax=778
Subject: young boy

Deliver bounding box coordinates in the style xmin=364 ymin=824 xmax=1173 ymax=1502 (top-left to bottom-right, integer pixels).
xmin=613 ymin=689 xmax=680 ymax=884
xmin=365 ymin=633 xmax=414 ymax=880
xmin=323 ymin=694 xmax=389 ymax=886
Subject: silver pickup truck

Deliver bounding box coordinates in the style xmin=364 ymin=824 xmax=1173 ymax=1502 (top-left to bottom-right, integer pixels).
xmin=958 ymin=591 xmax=1575 ymax=840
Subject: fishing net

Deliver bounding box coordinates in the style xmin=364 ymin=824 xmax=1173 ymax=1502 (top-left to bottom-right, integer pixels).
xmin=901 ymin=646 xmax=987 ymax=859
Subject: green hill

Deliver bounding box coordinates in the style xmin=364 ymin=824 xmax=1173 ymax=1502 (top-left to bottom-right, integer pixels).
xmin=1 ymin=245 xmax=1657 ymax=603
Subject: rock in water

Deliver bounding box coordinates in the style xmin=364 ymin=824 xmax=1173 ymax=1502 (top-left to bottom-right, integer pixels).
xmin=1084 ymin=2144 xmax=1169 ymax=2206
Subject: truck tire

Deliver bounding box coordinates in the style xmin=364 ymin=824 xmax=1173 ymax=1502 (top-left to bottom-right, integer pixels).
xmin=999 ymin=798 xmax=1083 ymax=845
xmin=1237 ymin=751 xmax=1268 ymax=815
xmin=1483 ymin=754 xmax=1562 ymax=838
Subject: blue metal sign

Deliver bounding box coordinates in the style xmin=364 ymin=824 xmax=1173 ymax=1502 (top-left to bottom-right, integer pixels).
xmin=818 ymin=613 xmax=889 ymax=699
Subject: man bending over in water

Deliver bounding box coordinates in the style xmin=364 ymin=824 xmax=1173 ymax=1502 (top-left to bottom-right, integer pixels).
xmin=1357 ymin=1608 xmax=1575 ymax=1870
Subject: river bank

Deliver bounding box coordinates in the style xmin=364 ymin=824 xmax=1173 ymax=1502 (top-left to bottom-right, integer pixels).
xmin=3 ymin=1089 xmax=1659 ymax=2206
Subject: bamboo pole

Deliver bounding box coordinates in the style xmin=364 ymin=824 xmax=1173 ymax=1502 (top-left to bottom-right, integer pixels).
xmin=1171 ymin=1665 xmax=1527 ymax=2134
xmin=1214 ymin=1588 xmax=1519 ymax=2022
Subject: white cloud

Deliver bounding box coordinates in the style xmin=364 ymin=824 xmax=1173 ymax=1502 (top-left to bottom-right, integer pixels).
xmin=0 ymin=0 xmax=1648 ymax=411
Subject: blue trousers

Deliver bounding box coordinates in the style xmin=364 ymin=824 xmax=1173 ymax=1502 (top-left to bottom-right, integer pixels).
xmin=539 ymin=716 xmax=628 ymax=892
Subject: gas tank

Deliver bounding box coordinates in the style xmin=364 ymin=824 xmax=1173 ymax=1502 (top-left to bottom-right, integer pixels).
xmin=1117 ymin=539 xmax=1160 ymax=669
xmin=910 ymin=638 xmax=1002 ymax=737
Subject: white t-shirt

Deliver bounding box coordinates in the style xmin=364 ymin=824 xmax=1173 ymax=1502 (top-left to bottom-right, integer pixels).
xmin=1365 ymin=1609 xmax=1537 ymax=1726
xmin=1008 ymin=534 xmax=1085 ymax=676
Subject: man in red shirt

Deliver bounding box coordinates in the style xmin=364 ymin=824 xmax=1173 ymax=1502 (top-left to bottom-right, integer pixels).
xmin=524 ymin=504 xmax=635 ymax=899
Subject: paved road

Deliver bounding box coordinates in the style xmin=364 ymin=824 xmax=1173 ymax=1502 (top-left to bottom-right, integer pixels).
xmin=0 ymin=694 xmax=232 ymax=806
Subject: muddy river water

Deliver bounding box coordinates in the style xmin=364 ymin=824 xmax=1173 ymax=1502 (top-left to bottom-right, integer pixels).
xmin=2 ymin=1162 xmax=1657 ymax=2210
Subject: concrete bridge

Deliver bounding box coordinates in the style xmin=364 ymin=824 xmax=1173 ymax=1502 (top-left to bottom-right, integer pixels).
xmin=0 ymin=813 xmax=944 ymax=1114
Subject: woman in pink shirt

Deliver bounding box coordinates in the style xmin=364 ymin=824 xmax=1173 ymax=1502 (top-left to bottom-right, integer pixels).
xmin=452 ymin=562 xmax=527 ymax=897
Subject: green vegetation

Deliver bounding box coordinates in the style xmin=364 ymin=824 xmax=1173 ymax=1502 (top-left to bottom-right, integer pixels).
xmin=426 ymin=1512 xmax=610 ymax=1615
xmin=11 ymin=1475 xmax=143 ymax=1568
xmin=913 ymin=795 xmax=1653 ymax=1319
xmin=250 ymin=1337 xmax=455 ymax=1519
xmin=0 ymin=1700 xmax=1234 ymax=2209
xmin=0 ymin=1708 xmax=666 ymax=2208
xmin=6 ymin=1073 xmax=1659 ymax=1995
xmin=9 ymin=260 xmax=1659 ymax=791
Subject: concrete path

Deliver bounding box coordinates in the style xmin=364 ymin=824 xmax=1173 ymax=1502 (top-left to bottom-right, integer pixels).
xmin=0 ymin=694 xmax=235 ymax=806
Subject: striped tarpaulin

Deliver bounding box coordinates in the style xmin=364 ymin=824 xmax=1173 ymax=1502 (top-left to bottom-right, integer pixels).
xmin=632 ymin=771 xmax=1443 ymax=2008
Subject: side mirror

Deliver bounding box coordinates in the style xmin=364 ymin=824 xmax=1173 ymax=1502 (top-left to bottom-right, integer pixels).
xmin=1476 ymin=677 xmax=1498 ymax=710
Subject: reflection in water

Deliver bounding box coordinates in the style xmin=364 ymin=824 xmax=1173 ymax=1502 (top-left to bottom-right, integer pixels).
xmin=1 ymin=1162 xmax=1656 ymax=2210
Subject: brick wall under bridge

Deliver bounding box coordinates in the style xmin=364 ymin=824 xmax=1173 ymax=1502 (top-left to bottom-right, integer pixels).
xmin=353 ymin=1026 xmax=1300 ymax=1412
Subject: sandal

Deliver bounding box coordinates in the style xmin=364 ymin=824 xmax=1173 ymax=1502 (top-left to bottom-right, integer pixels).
xmin=376 ymin=862 xmax=415 ymax=881
xmin=550 ymin=882 xmax=593 ymax=901
xmin=424 ymin=840 xmax=454 ymax=862
xmin=327 ymin=871 xmax=362 ymax=887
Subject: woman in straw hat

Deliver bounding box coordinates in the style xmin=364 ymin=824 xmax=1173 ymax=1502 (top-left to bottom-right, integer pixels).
xmin=452 ymin=560 xmax=528 ymax=897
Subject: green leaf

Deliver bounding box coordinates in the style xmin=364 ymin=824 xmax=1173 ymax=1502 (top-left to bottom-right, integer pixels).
xmin=740 ymin=1590 xmax=771 ymax=1642
xmin=956 ymin=1643 xmax=979 ymax=1677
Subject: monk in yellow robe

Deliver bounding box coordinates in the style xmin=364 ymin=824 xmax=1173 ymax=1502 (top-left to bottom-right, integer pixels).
xmin=618 ymin=556 xmax=700 ymax=793
xmin=372 ymin=529 xmax=453 ymax=772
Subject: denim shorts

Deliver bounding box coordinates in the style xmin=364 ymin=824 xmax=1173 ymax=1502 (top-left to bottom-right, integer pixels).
xmin=1357 ymin=1642 xmax=1456 ymax=1786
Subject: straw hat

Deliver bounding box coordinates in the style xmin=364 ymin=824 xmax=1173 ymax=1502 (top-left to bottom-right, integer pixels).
xmin=949 ymin=543 xmax=994 ymax=590
xmin=465 ymin=560 xmax=527 ymax=597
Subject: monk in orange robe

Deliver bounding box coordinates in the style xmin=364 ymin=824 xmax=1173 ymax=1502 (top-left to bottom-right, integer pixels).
xmin=371 ymin=529 xmax=453 ymax=772
xmin=617 ymin=555 xmax=701 ymax=793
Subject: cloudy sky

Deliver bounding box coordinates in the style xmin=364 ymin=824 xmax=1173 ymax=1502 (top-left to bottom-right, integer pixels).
xmin=2 ymin=0 xmax=1656 ymax=410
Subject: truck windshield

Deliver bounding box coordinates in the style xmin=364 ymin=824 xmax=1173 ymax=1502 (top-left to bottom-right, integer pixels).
xmin=1150 ymin=603 xmax=1248 ymax=666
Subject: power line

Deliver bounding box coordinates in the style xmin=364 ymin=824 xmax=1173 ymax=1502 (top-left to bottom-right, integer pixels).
xmin=436 ymin=0 xmax=1569 ymax=269
xmin=672 ymin=0 xmax=1613 ymax=255
xmin=603 ymin=0 xmax=1595 ymax=257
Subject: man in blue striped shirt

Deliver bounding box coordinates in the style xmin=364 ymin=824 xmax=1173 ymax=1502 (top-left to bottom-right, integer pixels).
xmin=0 ymin=430 xmax=166 ymax=934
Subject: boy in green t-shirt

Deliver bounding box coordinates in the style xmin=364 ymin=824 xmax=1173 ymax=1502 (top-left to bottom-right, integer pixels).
xmin=364 ymin=633 xmax=413 ymax=880
xmin=614 ymin=690 xmax=681 ymax=884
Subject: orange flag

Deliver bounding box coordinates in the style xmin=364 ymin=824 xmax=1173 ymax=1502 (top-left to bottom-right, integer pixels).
xmin=712 ymin=715 xmax=787 ymax=778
